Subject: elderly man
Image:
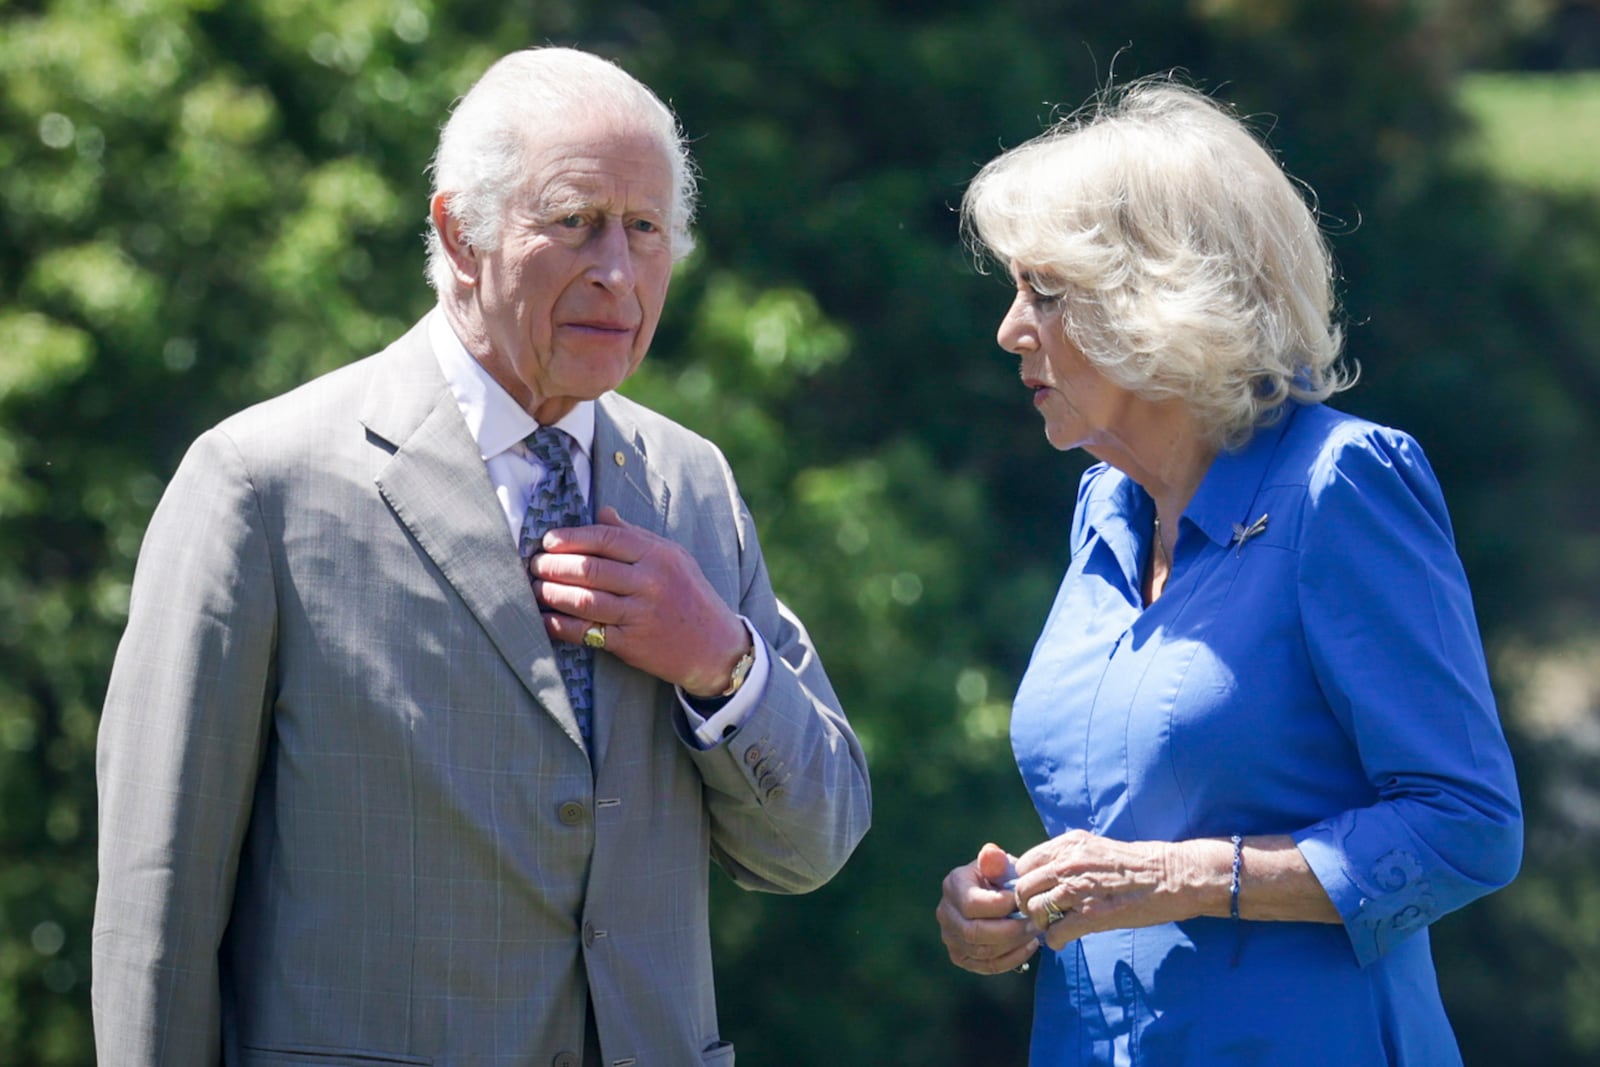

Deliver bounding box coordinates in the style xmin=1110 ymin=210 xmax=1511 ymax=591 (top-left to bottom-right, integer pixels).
xmin=92 ymin=47 xmax=870 ymax=1067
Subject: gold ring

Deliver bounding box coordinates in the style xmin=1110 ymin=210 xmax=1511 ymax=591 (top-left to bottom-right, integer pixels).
xmin=582 ymin=624 xmax=607 ymax=649
xmin=1044 ymin=899 xmax=1066 ymax=924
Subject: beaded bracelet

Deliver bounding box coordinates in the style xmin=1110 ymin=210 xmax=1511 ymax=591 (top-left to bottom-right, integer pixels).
xmin=1229 ymin=834 xmax=1243 ymax=920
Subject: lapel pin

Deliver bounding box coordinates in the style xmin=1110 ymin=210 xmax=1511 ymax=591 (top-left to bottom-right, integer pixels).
xmin=1230 ymin=513 xmax=1269 ymax=556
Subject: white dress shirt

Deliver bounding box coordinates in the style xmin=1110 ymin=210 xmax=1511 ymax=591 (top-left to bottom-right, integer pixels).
xmin=427 ymin=309 xmax=766 ymax=746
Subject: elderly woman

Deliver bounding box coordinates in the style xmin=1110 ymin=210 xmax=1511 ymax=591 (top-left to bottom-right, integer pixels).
xmin=936 ymin=79 xmax=1522 ymax=1065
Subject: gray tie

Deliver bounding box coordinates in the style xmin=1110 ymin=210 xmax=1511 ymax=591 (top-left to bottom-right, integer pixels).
xmin=519 ymin=426 xmax=593 ymax=746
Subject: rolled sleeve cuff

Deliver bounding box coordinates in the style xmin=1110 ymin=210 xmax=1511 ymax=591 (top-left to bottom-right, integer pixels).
xmin=1294 ymin=818 xmax=1440 ymax=969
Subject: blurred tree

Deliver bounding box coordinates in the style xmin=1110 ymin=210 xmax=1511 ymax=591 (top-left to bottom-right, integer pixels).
xmin=1 ymin=0 xmax=1597 ymax=1063
xmin=1504 ymin=0 xmax=1600 ymax=68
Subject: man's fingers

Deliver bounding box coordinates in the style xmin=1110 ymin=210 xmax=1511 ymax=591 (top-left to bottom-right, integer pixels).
xmin=543 ymin=611 xmax=620 ymax=651
xmin=540 ymin=511 xmax=648 ymax=562
xmin=534 ymin=580 xmax=624 ymax=625
xmin=529 ymin=551 xmax=634 ymax=593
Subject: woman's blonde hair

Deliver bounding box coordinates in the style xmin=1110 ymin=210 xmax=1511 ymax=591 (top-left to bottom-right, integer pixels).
xmin=963 ymin=77 xmax=1353 ymax=448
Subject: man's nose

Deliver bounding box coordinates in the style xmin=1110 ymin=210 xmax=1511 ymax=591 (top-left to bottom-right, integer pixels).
xmin=589 ymin=221 xmax=637 ymax=295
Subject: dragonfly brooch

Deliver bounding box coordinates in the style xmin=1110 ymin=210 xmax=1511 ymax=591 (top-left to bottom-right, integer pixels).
xmin=1230 ymin=513 xmax=1270 ymax=556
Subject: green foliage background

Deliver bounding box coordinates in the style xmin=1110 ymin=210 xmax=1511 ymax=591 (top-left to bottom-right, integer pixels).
xmin=3 ymin=0 xmax=1598 ymax=1062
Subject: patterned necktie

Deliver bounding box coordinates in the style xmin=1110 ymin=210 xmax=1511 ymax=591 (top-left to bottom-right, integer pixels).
xmin=519 ymin=426 xmax=593 ymax=746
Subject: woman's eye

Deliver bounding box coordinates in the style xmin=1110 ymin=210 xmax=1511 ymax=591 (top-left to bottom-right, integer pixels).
xmin=1020 ymin=281 xmax=1058 ymax=306
xmin=1017 ymin=271 xmax=1061 ymax=306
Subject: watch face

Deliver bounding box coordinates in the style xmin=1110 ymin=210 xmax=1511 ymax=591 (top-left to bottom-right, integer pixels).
xmin=722 ymin=650 xmax=754 ymax=697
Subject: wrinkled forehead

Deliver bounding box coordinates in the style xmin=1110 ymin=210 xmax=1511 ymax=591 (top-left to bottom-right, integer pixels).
xmin=520 ymin=117 xmax=675 ymax=212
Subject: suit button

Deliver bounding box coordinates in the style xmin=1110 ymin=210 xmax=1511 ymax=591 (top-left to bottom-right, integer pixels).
xmin=583 ymin=921 xmax=596 ymax=947
xmin=557 ymin=801 xmax=586 ymax=826
xmin=552 ymin=1053 xmax=578 ymax=1067
xmin=743 ymin=746 xmax=762 ymax=767
xmin=757 ymin=771 xmax=778 ymax=791
xmin=767 ymin=784 xmax=786 ymax=800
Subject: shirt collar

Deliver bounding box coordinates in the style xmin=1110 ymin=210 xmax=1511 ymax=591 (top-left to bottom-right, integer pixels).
xmin=1184 ymin=403 xmax=1301 ymax=549
xmin=427 ymin=307 xmax=596 ymax=461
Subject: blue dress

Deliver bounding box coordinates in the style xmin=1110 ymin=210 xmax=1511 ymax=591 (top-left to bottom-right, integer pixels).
xmin=1011 ymin=403 xmax=1522 ymax=1066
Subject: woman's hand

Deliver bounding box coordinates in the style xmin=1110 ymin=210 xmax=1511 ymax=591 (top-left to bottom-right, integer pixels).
xmin=1011 ymin=830 xmax=1229 ymax=951
xmin=937 ymin=842 xmax=1042 ymax=975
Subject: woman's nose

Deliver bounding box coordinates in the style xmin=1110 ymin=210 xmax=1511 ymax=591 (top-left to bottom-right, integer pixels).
xmin=997 ymin=296 xmax=1036 ymax=355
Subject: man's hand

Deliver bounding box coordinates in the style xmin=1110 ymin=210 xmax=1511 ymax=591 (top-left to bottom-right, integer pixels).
xmin=936 ymin=842 xmax=1040 ymax=975
xmin=528 ymin=506 xmax=751 ymax=696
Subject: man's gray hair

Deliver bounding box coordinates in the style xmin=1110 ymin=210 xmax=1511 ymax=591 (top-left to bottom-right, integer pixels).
xmin=424 ymin=47 xmax=698 ymax=292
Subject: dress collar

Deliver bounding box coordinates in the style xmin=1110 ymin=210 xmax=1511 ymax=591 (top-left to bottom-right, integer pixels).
xmin=1076 ymin=403 xmax=1302 ymax=552
xmin=1183 ymin=403 xmax=1301 ymax=549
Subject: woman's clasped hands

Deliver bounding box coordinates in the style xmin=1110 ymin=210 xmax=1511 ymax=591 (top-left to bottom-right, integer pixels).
xmin=938 ymin=831 xmax=1214 ymax=974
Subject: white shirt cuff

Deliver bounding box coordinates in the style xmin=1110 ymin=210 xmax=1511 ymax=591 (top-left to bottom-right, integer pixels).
xmin=678 ymin=618 xmax=770 ymax=749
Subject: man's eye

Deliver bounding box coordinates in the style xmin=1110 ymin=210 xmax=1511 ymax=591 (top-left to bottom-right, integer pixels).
xmin=559 ymin=214 xmax=586 ymax=228
xmin=630 ymin=219 xmax=658 ymax=234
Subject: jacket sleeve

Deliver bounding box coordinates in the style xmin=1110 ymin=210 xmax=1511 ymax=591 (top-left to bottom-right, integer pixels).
xmin=92 ymin=428 xmax=276 ymax=1065
xmin=1291 ymin=426 xmax=1522 ymax=967
xmin=675 ymin=473 xmax=871 ymax=895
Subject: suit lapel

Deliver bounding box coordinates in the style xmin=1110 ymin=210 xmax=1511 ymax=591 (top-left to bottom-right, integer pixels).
xmin=592 ymin=395 xmax=668 ymax=536
xmin=590 ymin=395 xmax=670 ymax=764
xmin=360 ymin=320 xmax=586 ymax=751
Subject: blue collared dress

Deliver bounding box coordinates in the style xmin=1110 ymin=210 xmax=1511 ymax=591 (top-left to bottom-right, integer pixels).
xmin=1011 ymin=402 xmax=1523 ymax=1066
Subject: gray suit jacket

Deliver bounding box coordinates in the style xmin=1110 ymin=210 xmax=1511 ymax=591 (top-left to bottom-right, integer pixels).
xmin=92 ymin=319 xmax=871 ymax=1067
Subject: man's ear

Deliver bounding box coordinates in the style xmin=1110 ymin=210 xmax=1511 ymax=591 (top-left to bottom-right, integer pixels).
xmin=430 ymin=193 xmax=479 ymax=285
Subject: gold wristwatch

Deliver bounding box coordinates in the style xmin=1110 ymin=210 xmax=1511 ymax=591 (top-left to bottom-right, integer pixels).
xmin=719 ymin=638 xmax=755 ymax=697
